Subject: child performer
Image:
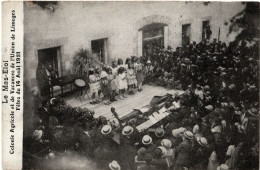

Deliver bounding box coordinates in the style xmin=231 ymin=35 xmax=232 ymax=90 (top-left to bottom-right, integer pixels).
xmin=100 ymin=67 xmax=111 ymax=105
xmin=117 ymin=67 xmax=127 ymax=99
xmin=107 ymin=68 xmax=117 ymax=102
xmin=131 ymin=56 xmax=138 ymax=89
xmin=127 ymin=63 xmax=136 ymax=95
xmin=89 ymin=69 xmax=99 ymax=104
xmin=135 ymin=57 xmax=144 ymax=92
xmin=95 ymin=68 xmax=102 ymax=102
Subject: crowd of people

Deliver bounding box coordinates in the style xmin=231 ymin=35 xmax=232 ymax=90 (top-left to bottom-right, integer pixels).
xmin=25 ymin=38 xmax=259 ymax=170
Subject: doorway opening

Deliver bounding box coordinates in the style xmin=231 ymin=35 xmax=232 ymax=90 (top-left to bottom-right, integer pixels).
xmin=182 ymin=24 xmax=191 ymax=47
xmin=38 ymin=46 xmax=61 ymax=76
xmin=142 ymin=23 xmax=166 ymax=58
xmin=91 ymin=38 xmax=108 ymax=64
xmin=202 ymin=20 xmax=211 ymax=41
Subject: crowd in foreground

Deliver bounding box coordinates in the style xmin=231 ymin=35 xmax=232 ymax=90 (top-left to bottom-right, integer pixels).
xmin=24 ymin=39 xmax=259 ymax=170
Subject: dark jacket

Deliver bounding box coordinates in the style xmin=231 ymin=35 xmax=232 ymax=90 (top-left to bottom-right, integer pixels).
xmin=175 ymin=139 xmax=193 ymax=166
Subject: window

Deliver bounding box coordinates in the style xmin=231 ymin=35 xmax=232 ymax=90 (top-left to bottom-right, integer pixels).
xmin=182 ymin=24 xmax=191 ymax=47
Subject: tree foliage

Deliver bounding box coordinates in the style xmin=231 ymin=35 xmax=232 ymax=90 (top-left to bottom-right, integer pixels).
xmin=229 ymin=2 xmax=259 ymax=42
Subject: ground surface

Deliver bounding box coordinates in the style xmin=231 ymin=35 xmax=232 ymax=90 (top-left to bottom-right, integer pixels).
xmin=65 ymin=85 xmax=181 ymax=120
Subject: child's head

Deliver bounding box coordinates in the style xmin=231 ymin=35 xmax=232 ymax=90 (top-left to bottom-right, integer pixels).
xmin=118 ymin=67 xmax=125 ymax=74
xmin=102 ymin=66 xmax=109 ymax=73
xmin=108 ymin=68 xmax=112 ymax=74
xmin=94 ymin=68 xmax=100 ymax=75
xmin=112 ymin=60 xmax=117 ymax=68
xmin=131 ymin=56 xmax=135 ymax=62
xmin=118 ymin=58 xmax=123 ymax=65
xmin=125 ymin=58 xmax=131 ymax=65
xmin=136 ymin=57 xmax=140 ymax=64
xmin=128 ymin=63 xmax=134 ymax=69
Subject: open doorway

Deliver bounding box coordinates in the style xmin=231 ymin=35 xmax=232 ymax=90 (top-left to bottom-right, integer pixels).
xmin=36 ymin=46 xmax=61 ymax=96
xmin=91 ymin=38 xmax=108 ymax=64
xmin=38 ymin=46 xmax=61 ymax=75
xmin=182 ymin=24 xmax=191 ymax=47
xmin=202 ymin=20 xmax=212 ymax=41
xmin=142 ymin=23 xmax=165 ymax=58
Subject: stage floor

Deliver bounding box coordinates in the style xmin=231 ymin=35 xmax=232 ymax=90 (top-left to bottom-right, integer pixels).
xmin=65 ymin=85 xmax=181 ymax=120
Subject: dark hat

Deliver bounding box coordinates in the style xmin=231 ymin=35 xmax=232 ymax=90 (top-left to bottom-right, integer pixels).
xmin=155 ymin=128 xmax=165 ymax=137
xmin=153 ymin=148 xmax=163 ymax=158
xmin=137 ymin=147 xmax=147 ymax=156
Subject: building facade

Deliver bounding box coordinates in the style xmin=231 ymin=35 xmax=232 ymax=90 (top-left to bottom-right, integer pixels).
xmin=24 ymin=1 xmax=245 ymax=88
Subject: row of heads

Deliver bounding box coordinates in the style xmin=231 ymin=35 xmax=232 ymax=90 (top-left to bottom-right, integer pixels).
xmin=101 ymin=125 xmax=208 ymax=147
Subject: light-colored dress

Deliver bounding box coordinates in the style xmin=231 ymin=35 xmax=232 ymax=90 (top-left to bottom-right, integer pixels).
xmin=107 ymin=74 xmax=117 ymax=91
xmin=127 ymin=68 xmax=136 ymax=85
xmin=89 ymin=75 xmax=100 ymax=94
xmin=117 ymin=72 xmax=127 ymax=90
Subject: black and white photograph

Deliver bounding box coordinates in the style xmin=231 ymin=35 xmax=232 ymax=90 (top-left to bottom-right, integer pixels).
xmin=3 ymin=1 xmax=259 ymax=170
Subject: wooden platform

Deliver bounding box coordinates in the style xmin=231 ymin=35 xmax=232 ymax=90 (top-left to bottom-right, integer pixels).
xmin=65 ymin=85 xmax=181 ymax=120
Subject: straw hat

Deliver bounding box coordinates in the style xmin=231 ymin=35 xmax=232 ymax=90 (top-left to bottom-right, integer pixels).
xmin=109 ymin=161 xmax=121 ymax=170
xmin=220 ymin=72 xmax=227 ymax=76
xmin=197 ymin=137 xmax=208 ymax=146
xmin=248 ymin=85 xmax=257 ymax=91
xmin=184 ymin=131 xmax=194 ymax=140
xmin=172 ymin=127 xmax=186 ymax=137
xmin=101 ymin=125 xmax=112 ymax=135
xmin=217 ymin=164 xmax=229 ymax=170
xmin=147 ymin=60 xmax=151 ymax=64
xmin=155 ymin=127 xmax=165 ymax=138
xmin=229 ymin=84 xmax=236 ymax=89
xmin=32 ymin=130 xmax=43 ymax=140
xmin=161 ymin=139 xmax=172 ymax=148
xmin=158 ymin=146 xmax=167 ymax=157
xmin=205 ymin=105 xmax=214 ymax=111
xmin=122 ymin=126 xmax=133 ymax=136
xmin=204 ymin=85 xmax=210 ymax=90
xmin=142 ymin=135 xmax=152 ymax=145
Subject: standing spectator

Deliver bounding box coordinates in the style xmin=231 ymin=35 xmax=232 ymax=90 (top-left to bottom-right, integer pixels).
xmin=174 ymin=131 xmax=194 ymax=170
xmin=135 ymin=57 xmax=144 ymax=92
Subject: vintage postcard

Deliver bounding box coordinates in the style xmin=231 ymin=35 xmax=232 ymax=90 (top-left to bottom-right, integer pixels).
xmin=2 ymin=1 xmax=259 ymax=169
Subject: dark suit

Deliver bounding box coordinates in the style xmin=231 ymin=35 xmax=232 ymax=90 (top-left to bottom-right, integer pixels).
xmin=175 ymin=139 xmax=193 ymax=168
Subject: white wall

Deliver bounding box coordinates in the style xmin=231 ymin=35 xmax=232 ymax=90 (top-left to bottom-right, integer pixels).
xmin=24 ymin=1 xmax=245 ymax=87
